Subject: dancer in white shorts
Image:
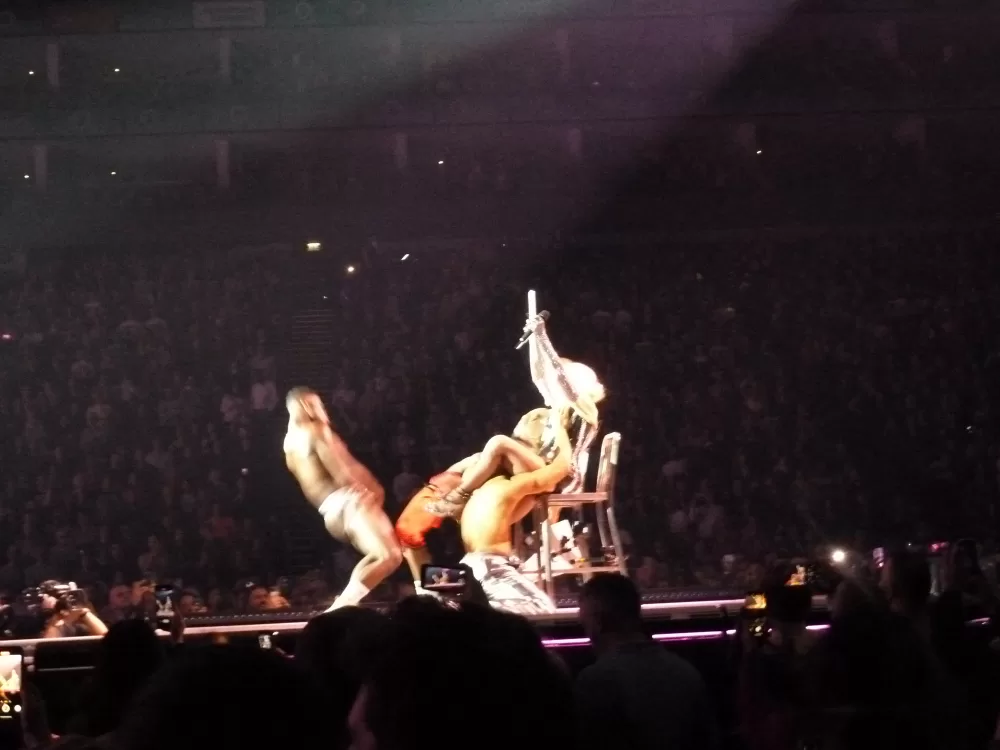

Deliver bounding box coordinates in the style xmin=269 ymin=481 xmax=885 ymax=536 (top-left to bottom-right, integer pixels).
xmin=284 ymin=387 xmax=402 ymax=610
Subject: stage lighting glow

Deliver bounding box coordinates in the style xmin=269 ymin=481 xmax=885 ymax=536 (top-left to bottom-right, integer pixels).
xmin=401 ymin=253 xmax=410 ymax=261
xmin=346 ymin=265 xmax=356 ymax=274
xmin=28 ymin=71 xmax=34 ymax=76
xmin=756 ymin=149 xmax=762 ymax=154
xmin=831 ymin=549 xmax=846 ymax=564
xmin=110 ymin=171 xmax=117 ymax=176
xmin=114 ymin=68 xmax=120 ymax=73
xmin=23 ymin=175 xmax=29 ymax=180
xmin=306 ymin=241 xmax=321 ymax=252
xmin=541 ymin=624 xmax=831 ymax=649
xmin=437 ymin=160 xmax=444 ymax=165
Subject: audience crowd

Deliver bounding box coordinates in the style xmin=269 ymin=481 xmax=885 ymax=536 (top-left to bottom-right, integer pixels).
xmin=13 ymin=567 xmax=1000 ymax=750
xmin=2 ymin=5 xmax=999 ymax=750
xmin=1 ymin=224 xmax=1000 ymax=615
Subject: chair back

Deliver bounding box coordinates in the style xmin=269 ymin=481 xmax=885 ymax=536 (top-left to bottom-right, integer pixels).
xmin=594 ymin=432 xmax=621 ymax=499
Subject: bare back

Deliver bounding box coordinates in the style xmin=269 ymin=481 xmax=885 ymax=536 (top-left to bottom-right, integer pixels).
xmin=460 ymin=476 xmax=519 ymax=555
xmin=460 ymin=442 xmax=571 ymax=555
xmin=284 ymin=420 xmax=380 ymax=507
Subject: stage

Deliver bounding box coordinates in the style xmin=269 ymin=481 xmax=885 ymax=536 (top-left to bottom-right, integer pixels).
xmin=8 ymin=589 xmax=832 ymax=659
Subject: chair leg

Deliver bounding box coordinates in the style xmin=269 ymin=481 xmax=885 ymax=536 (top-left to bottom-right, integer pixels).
xmin=594 ymin=501 xmax=612 ymax=553
xmin=541 ymin=499 xmax=554 ymax=600
xmin=529 ymin=505 xmax=542 ymax=584
xmin=513 ymin=520 xmax=525 ymax=564
xmin=605 ymin=505 xmax=628 ymax=577
xmin=576 ymin=531 xmax=593 ymax=582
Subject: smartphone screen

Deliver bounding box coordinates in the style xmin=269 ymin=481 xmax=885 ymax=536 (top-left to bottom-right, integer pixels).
xmin=258 ymin=634 xmax=272 ymax=650
xmin=0 ymin=648 xmax=24 ymax=747
xmin=154 ymin=585 xmax=175 ymax=631
xmin=741 ymin=593 xmax=769 ymax=641
xmin=873 ymin=547 xmax=885 ymax=568
xmin=420 ymin=565 xmax=467 ymax=593
xmin=743 ymin=592 xmax=767 ymax=611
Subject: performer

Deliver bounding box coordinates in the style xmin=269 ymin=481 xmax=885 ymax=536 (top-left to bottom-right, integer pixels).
xmin=429 ymin=313 xmax=604 ymax=517
xmin=458 ymin=409 xmax=574 ymax=614
xmin=395 ymin=471 xmax=461 ymax=588
xmin=284 ymin=387 xmax=402 ymax=610
xmin=395 ymin=408 xmax=551 ymax=588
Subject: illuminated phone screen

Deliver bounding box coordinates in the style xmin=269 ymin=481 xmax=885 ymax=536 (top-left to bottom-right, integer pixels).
xmin=421 ymin=565 xmax=467 ymax=593
xmin=744 ymin=593 xmax=767 ymax=610
xmin=0 ymin=649 xmax=23 ymax=718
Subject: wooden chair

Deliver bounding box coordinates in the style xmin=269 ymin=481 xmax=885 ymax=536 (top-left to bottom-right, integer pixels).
xmin=533 ymin=432 xmax=626 ymax=599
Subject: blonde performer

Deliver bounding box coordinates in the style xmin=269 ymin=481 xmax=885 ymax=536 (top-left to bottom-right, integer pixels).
xmin=428 ymin=298 xmax=605 ymax=518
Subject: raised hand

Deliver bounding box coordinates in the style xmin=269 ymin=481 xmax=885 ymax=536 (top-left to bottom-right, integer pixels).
xmin=523 ymin=313 xmax=547 ymax=335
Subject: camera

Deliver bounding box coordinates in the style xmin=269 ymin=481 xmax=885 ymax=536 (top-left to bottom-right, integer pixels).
xmin=33 ymin=581 xmax=85 ymax=613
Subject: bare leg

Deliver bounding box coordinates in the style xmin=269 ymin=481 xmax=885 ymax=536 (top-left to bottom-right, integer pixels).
xmin=458 ymin=436 xmax=545 ymax=494
xmin=328 ymin=494 xmax=402 ymax=611
xmin=446 ymin=453 xmax=481 ymax=474
xmin=429 ymin=437 xmax=545 ymax=518
xmin=402 ymin=545 xmax=431 ymax=584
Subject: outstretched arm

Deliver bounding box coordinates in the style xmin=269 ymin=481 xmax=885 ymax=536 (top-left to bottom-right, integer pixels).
xmin=529 ymin=320 xmax=599 ymax=426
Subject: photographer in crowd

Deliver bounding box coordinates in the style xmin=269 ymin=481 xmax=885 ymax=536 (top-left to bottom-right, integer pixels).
xmin=737 ymin=566 xmax=815 ymax=750
xmin=39 ymin=580 xmax=108 ymax=639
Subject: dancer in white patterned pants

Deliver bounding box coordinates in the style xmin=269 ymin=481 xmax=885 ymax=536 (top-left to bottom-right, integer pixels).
xmin=456 ymin=416 xmax=574 ymax=614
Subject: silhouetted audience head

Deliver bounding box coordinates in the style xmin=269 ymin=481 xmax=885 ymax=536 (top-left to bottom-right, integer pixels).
xmin=579 ymin=573 xmax=644 ymax=647
xmin=115 ymin=647 xmax=333 ymax=750
xmin=297 ymin=607 xmax=388 ymax=683
xmin=70 ymin=619 xmax=165 ymax=737
xmin=354 ymin=598 xmax=574 ymax=750
xmin=295 ymin=605 xmax=389 ymax=741
xmin=881 ymin=548 xmax=931 ymax=617
xmin=806 ymin=579 xmax=958 ymax=750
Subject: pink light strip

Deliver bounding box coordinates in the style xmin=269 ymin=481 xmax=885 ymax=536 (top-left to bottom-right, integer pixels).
xmin=540 ymin=623 xmax=830 ymax=649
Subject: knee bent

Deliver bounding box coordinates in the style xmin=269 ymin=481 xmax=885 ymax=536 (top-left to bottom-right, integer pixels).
xmin=483 ymin=434 xmax=511 ymax=456
xmin=381 ymin=544 xmax=403 ymax=569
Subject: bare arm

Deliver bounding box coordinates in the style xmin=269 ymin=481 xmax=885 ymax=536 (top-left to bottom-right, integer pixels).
xmin=79 ymin=610 xmax=109 ymax=636
xmin=528 ymin=334 xmax=552 ymax=404
xmin=531 ymin=324 xmax=600 ymax=426
xmin=44 ymin=609 xmax=108 ymax=638
xmin=314 ymin=426 xmax=381 ymax=493
xmin=314 ymin=427 xmax=352 ymax=478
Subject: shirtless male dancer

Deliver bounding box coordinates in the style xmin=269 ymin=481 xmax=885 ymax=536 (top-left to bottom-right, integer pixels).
xmin=284 ymin=387 xmax=402 ymax=610
xmin=457 ymin=410 xmax=573 ymax=613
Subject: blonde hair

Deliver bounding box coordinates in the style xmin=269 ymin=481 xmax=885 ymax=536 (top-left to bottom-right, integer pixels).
xmin=562 ymin=360 xmax=606 ymax=404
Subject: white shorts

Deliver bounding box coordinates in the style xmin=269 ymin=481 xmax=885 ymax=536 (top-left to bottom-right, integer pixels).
xmin=318 ymin=485 xmax=371 ymax=543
